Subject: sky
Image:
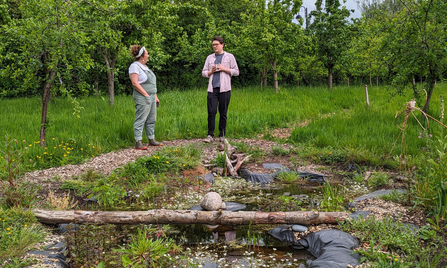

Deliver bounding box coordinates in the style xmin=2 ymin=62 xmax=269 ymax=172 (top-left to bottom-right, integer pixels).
xmin=300 ymin=0 xmax=362 ymax=20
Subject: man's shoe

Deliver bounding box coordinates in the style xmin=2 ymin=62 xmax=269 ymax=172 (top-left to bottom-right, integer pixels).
xmin=218 ymin=136 xmax=224 ymax=142
xmin=149 ymin=139 xmax=162 ymax=146
xmin=204 ymin=135 xmax=213 ymax=143
xmin=135 ymin=140 xmax=148 ymax=150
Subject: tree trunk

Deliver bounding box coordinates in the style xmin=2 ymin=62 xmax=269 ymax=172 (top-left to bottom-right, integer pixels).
xmin=94 ymin=71 xmax=99 ymax=97
xmin=32 ymin=209 xmax=349 ymax=226
xmin=273 ymin=58 xmax=278 ymax=94
xmin=347 ymin=77 xmax=350 ymax=87
xmin=101 ymin=47 xmax=118 ymax=105
xmin=40 ymin=70 xmax=57 ymax=147
xmin=376 ymin=76 xmax=379 ymax=86
xmin=422 ymin=71 xmax=436 ymax=113
xmin=328 ymin=67 xmax=333 ymax=91
xmin=261 ymin=68 xmax=267 ymax=87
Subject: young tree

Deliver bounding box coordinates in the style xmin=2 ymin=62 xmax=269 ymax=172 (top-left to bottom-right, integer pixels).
xmin=240 ymin=0 xmax=304 ymax=93
xmin=308 ymin=0 xmax=353 ymax=91
xmin=382 ymin=0 xmax=447 ymax=112
xmin=3 ymin=0 xmax=92 ymax=146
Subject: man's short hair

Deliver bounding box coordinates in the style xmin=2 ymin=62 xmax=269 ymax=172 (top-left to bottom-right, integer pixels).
xmin=212 ymin=36 xmax=224 ymax=45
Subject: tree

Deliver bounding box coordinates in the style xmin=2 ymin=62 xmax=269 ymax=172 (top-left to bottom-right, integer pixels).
xmin=240 ymin=0 xmax=304 ymax=93
xmin=3 ymin=0 xmax=92 ymax=146
xmin=382 ymin=0 xmax=447 ymax=112
xmin=356 ymin=0 xmax=402 ymax=19
xmin=308 ymin=0 xmax=353 ymax=90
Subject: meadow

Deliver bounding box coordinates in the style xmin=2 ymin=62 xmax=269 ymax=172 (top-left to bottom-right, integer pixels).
xmin=1 ymin=84 xmax=445 ymax=172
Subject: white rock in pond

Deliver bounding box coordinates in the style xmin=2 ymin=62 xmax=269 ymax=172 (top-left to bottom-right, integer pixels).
xmin=200 ymin=192 xmax=222 ymax=211
xmin=221 ymin=202 xmax=226 ymax=210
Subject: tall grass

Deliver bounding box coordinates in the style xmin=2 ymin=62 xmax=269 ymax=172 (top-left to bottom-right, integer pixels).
xmin=0 ymin=84 xmax=445 ymax=171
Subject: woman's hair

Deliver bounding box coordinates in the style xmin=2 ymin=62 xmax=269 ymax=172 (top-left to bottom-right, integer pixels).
xmin=130 ymin=45 xmax=142 ymax=61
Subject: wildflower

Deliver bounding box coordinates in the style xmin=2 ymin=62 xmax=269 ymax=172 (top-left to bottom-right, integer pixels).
xmin=6 ymin=227 xmax=10 ymax=231
xmin=166 ymin=161 xmax=169 ymax=164
xmin=52 ymin=138 xmax=55 ymax=140
xmin=24 ymin=225 xmax=27 ymax=227
xmin=29 ymin=144 xmax=32 ymax=147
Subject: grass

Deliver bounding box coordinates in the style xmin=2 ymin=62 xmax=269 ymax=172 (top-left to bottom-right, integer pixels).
xmin=339 ymin=215 xmax=446 ymax=267
xmin=1 ymin=84 xmax=446 ymax=172
xmin=0 ymin=207 xmax=48 ymax=263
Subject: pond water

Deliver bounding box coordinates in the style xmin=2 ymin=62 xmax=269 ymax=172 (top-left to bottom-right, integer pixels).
xmin=67 ymin=175 xmax=360 ymax=267
xmin=165 ymin=223 xmax=313 ymax=267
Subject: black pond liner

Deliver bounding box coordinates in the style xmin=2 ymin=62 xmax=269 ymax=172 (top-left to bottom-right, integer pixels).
xmin=263 ymin=163 xmax=327 ymax=183
xmin=239 ymin=167 xmax=327 ymax=185
xmin=27 ymin=242 xmax=69 ymax=268
xmin=269 ymin=226 xmax=361 ymax=268
xmin=239 ymin=168 xmax=275 ymax=184
xmin=189 ymin=202 xmax=246 ymax=211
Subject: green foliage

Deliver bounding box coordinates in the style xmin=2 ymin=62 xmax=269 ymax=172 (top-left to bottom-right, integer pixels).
xmin=0 ymin=135 xmax=25 ymax=185
xmin=115 ymin=225 xmax=182 ymax=268
xmin=271 ymin=144 xmax=291 ymax=156
xmin=319 ymin=183 xmax=346 ymax=212
xmin=211 ymin=152 xmax=227 ymax=169
xmin=65 ymin=223 xmax=127 ymax=267
xmin=0 ymin=207 xmax=47 ymax=261
xmin=367 ymin=171 xmax=390 ymax=189
xmin=412 ymin=133 xmax=447 ymax=218
xmin=258 ymin=194 xmax=305 ymax=212
xmin=0 ymin=135 xmax=41 ymax=208
xmin=339 ymin=215 xmax=446 ymax=267
xmin=157 ymin=145 xmax=202 ymax=170
xmin=381 ymin=0 xmax=447 ymax=112
xmin=248 ymin=145 xmax=267 ymax=162
xmin=275 ymin=171 xmax=300 ymax=183
xmin=90 ymin=182 xmax=127 ymax=209
xmin=308 ymin=0 xmax=353 ymax=89
xmin=380 ymin=189 xmax=406 ymax=203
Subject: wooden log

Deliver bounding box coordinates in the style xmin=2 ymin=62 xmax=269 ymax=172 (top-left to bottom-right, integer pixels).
xmin=32 ymin=209 xmax=349 ymax=226
xmin=234 ymin=154 xmax=251 ymax=172
xmin=223 ymin=138 xmax=236 ymax=155
xmin=225 ymin=152 xmax=237 ymax=177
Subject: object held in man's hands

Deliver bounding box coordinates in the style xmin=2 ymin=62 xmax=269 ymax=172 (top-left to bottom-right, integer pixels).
xmin=156 ymin=101 xmax=160 ymax=107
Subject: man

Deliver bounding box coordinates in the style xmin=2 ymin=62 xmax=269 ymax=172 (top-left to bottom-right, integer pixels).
xmin=202 ymin=36 xmax=239 ymax=142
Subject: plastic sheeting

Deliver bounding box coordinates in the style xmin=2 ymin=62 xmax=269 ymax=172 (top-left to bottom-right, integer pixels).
xmin=239 ymin=168 xmax=274 ymax=184
xmin=269 ymin=226 xmax=361 ymax=268
xmin=300 ymin=229 xmax=361 ymax=268
xmin=268 ymin=225 xmax=304 ymax=249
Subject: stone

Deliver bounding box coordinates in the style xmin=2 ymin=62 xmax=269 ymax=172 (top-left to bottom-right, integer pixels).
xmin=216 ymin=167 xmax=224 ymax=176
xmin=221 ymin=202 xmax=226 ymax=210
xmin=292 ymin=224 xmax=308 ymax=232
xmin=200 ymin=192 xmax=222 ymax=211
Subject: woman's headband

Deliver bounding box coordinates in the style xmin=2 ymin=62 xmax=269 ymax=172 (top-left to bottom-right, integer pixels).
xmin=136 ymin=46 xmax=146 ymax=58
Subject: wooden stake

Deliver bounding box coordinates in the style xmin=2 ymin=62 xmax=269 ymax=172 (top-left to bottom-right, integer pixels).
xmin=365 ymin=84 xmax=370 ymax=108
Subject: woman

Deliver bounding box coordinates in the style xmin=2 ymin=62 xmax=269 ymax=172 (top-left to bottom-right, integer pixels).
xmin=129 ymin=45 xmax=162 ymax=149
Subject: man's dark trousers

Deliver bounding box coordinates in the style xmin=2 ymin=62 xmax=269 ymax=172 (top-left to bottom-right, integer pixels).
xmin=207 ymin=87 xmax=231 ymax=137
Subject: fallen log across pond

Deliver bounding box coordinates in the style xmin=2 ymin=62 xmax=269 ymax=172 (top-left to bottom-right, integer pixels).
xmin=32 ymin=209 xmax=349 ymax=226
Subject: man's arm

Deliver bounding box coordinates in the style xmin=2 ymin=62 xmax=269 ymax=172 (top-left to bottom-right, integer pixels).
xmin=202 ymin=55 xmax=215 ymax=78
xmin=218 ymin=54 xmax=239 ymax=77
